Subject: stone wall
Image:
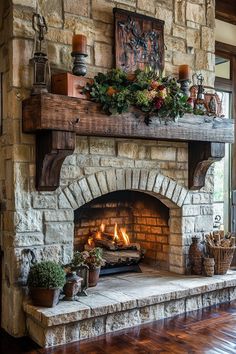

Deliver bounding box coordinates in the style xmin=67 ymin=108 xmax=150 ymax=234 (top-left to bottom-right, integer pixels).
xmin=0 ymin=0 xmax=216 ymax=338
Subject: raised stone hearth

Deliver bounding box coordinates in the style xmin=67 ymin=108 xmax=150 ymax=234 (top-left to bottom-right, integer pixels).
xmin=24 ymin=266 xmax=236 ymax=347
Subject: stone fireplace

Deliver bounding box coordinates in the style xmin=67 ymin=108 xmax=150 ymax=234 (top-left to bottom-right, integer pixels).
xmin=1 ymin=0 xmax=236 ymax=347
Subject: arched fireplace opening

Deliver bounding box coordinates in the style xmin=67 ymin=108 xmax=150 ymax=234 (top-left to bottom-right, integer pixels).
xmin=74 ymin=190 xmax=170 ymax=271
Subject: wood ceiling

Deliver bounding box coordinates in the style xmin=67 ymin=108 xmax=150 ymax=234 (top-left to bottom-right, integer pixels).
xmin=216 ymin=0 xmax=236 ymax=25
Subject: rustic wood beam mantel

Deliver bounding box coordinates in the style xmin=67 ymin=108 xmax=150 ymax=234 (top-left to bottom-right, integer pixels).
xmin=22 ymin=93 xmax=234 ymax=191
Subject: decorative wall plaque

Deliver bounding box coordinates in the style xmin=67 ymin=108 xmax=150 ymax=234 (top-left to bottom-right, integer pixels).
xmin=114 ymin=8 xmax=165 ymax=73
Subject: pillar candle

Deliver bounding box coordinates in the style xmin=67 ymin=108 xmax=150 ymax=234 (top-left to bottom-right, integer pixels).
xmin=72 ymin=34 xmax=87 ymax=54
xmin=179 ymin=65 xmax=190 ymax=81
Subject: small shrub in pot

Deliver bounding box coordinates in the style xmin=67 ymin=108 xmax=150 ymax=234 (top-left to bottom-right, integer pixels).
xmin=28 ymin=261 xmax=66 ymax=307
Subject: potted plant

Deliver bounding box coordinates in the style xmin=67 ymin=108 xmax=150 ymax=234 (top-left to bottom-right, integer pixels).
xmin=71 ymin=247 xmax=105 ymax=287
xmin=27 ymin=261 xmax=66 ymax=307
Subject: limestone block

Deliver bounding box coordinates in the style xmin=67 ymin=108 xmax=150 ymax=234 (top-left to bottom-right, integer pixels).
xmin=173 ymin=24 xmax=186 ymax=39
xmin=64 ymin=322 xmax=80 ymax=343
xmin=44 ymin=210 xmax=74 ymax=222
xmin=13 ymin=18 xmax=35 ymax=39
xmin=156 ymin=7 xmax=173 ymax=35
xmin=38 ymin=0 xmax=63 ymax=28
xmin=135 ymin=160 xmax=160 ymax=169
xmin=45 ymin=325 xmax=66 ymax=347
xmin=78 ymin=178 xmax=93 ymax=203
xmin=80 ymin=317 xmax=105 ymax=340
xmin=87 ymin=174 xmax=101 ymax=198
xmin=186 ymin=2 xmax=205 ymax=25
xmin=106 ymin=169 xmax=117 ymax=192
xmin=132 ymin=169 xmax=140 ymax=190
xmin=165 ymin=180 xmax=176 ymax=200
xmin=201 ymin=26 xmax=214 ymax=52
xmin=100 ymin=157 xmax=134 ymax=168
xmin=139 ymin=303 xmax=165 ymax=323
xmin=182 ymin=205 xmax=200 ymax=216
xmin=117 ymin=142 xmax=139 ymax=159
xmin=96 ymin=171 xmax=108 ymax=194
xmin=45 ymin=222 xmax=74 ymax=244
xmin=172 ymin=184 xmax=182 ymax=204
xmin=192 ymin=192 xmax=212 ymax=204
xmin=182 ymin=217 xmax=195 ymax=233
xmin=15 ymin=210 xmax=42 ymax=232
xmin=15 ymin=232 xmax=44 ymax=247
xmin=164 ymin=299 xmax=185 ymax=317
xmin=177 ymin=188 xmax=188 ymax=207
xmin=60 ymin=165 xmax=83 ymax=180
xmin=26 ymin=318 xmax=46 ymax=347
xmin=169 ymin=218 xmax=182 ymax=233
xmin=139 ymin=169 xmax=149 ymax=190
xmin=202 ymin=291 xmax=220 ymax=307
xmin=169 ymin=234 xmax=183 ymax=246
xmin=137 ymin=0 xmax=155 ymax=14
xmin=125 ymin=169 xmax=132 ymax=189
xmin=75 ymin=137 xmax=89 ymax=154
xmin=194 ymin=215 xmax=213 ymax=232
xmin=160 ymin=176 xmax=170 ymax=196
xmin=200 ymin=205 xmax=213 ymax=215
xmin=92 ymin=0 xmax=113 ymax=23
xmin=174 ymin=0 xmax=186 ymax=24
xmin=32 ymin=195 xmax=57 ymax=209
xmin=195 ymin=50 xmax=214 ymax=71
xmin=147 ymin=170 xmax=158 ymax=191
xmin=13 ymin=0 xmax=36 ymax=6
xmin=169 ymin=253 xmax=185 ymax=267
xmin=94 ymin=42 xmax=113 ymax=68
xmin=116 ymin=169 xmax=125 ymax=190
xmin=58 ymin=192 xmax=72 ymax=209
xmin=151 ymin=146 xmax=176 ymax=161
xmin=153 ymin=174 xmax=165 ymax=193
xmin=64 ymin=0 xmax=90 ymax=17
xmin=173 ymin=51 xmax=194 ymax=66
xmin=89 ymin=137 xmax=115 ymax=156
xmin=68 ymin=182 xmax=86 ymax=207
xmin=186 ymin=28 xmax=200 ymax=49
xmin=186 ymin=295 xmax=202 ymax=312
xmin=206 ymin=0 xmax=215 ymax=28
xmin=177 ymin=147 xmax=188 ymax=162
xmin=106 ymin=309 xmax=140 ymax=332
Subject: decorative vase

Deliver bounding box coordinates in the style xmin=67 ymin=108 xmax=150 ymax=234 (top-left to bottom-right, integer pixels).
xmin=63 ymin=272 xmax=83 ymax=300
xmin=88 ymin=266 xmax=101 ymax=287
xmin=30 ymin=288 xmax=60 ymax=307
xmin=203 ymin=257 xmax=215 ymax=277
xmin=188 ymin=236 xmax=204 ymax=275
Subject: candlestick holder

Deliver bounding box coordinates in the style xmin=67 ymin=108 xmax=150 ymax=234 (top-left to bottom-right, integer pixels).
xmin=178 ymin=79 xmax=190 ymax=97
xmin=71 ymin=51 xmax=88 ymax=76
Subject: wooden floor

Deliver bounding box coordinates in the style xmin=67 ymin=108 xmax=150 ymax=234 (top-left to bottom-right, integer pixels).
xmin=1 ymin=301 xmax=236 ymax=354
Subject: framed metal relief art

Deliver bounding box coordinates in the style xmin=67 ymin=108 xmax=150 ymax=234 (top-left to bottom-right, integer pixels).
xmin=114 ymin=8 xmax=165 ymax=73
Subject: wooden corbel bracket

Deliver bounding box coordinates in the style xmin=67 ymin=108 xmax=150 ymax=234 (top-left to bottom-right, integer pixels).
xmin=188 ymin=141 xmax=225 ymax=190
xmin=36 ymin=130 xmax=75 ymax=191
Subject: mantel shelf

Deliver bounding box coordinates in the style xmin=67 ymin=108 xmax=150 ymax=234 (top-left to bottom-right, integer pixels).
xmin=22 ymin=93 xmax=234 ymax=191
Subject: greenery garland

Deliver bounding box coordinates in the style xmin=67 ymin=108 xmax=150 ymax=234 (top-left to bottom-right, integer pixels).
xmin=83 ymin=68 xmax=193 ymax=124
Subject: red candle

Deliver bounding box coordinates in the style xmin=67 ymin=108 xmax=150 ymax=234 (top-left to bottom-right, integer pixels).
xmin=179 ymin=65 xmax=190 ymax=80
xmin=72 ymin=34 xmax=87 ymax=54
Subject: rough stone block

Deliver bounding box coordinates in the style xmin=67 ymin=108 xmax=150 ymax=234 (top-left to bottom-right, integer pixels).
xmin=78 ymin=178 xmax=92 ymax=203
xmin=106 ymin=169 xmax=117 ymax=192
xmin=58 ymin=192 xmax=72 ymax=209
xmin=125 ymin=169 xmax=132 ymax=189
xmin=106 ymin=309 xmax=140 ymax=332
xmin=64 ymin=0 xmax=90 ymax=17
xmin=100 ymin=157 xmax=134 ymax=168
xmin=87 ymin=174 xmax=101 ymax=198
xmin=153 ymin=174 xmax=165 ymax=193
xmin=132 ymin=169 xmax=140 ymax=190
xmin=44 ymin=210 xmax=74 ymax=222
xmin=139 ymin=169 xmax=149 ymax=190
xmin=14 ymin=210 xmax=42 ymax=233
xmin=96 ymin=171 xmax=108 ymax=194
xmin=45 ymin=222 xmax=74 ymax=244
xmin=32 ymin=195 xmax=57 ymax=209
xmin=14 ymin=232 xmax=44 ymax=247
xmin=201 ymin=26 xmax=214 ymax=52
xmin=80 ymin=317 xmax=105 ymax=340
xmin=164 ymin=299 xmax=185 ymax=317
xmin=117 ymin=142 xmax=139 ymax=159
xmin=139 ymin=303 xmax=165 ymax=323
xmin=94 ymin=42 xmax=113 ymax=68
xmin=177 ymin=189 xmax=188 ymax=207
xmin=165 ymin=180 xmax=176 ymax=200
xmin=151 ymin=147 xmax=176 ymax=161
xmin=89 ymin=138 xmax=115 ymax=156
xmin=194 ymin=215 xmax=213 ymax=232
xmin=116 ymin=169 xmax=125 ymax=190
xmin=68 ymin=182 xmax=86 ymax=208
xmin=186 ymin=295 xmax=202 ymax=312
xmin=186 ymin=2 xmax=205 ymax=25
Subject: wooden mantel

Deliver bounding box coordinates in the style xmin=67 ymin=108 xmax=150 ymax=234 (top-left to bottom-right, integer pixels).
xmin=22 ymin=93 xmax=234 ymax=191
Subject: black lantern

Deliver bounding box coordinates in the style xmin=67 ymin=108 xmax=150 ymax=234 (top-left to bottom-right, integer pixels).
xmin=31 ymin=12 xmax=50 ymax=95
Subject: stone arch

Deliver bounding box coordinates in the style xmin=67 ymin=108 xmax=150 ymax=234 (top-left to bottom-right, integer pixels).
xmin=58 ymin=168 xmax=190 ymax=274
xmin=59 ymin=168 xmax=189 ymax=211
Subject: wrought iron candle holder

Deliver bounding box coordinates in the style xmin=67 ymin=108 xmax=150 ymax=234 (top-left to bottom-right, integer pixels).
xmin=178 ymin=79 xmax=190 ymax=97
xmin=31 ymin=12 xmax=49 ymax=95
xmin=71 ymin=51 xmax=88 ymax=76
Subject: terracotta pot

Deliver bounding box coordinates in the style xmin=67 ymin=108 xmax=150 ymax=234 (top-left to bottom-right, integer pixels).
xmin=88 ymin=266 xmax=101 ymax=287
xmin=30 ymin=288 xmax=60 ymax=307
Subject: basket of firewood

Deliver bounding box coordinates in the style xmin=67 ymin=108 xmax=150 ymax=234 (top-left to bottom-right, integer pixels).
xmin=205 ymin=232 xmax=236 ymax=275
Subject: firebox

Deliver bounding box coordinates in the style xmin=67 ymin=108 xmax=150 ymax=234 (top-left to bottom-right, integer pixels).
xmin=74 ymin=191 xmax=170 ymax=273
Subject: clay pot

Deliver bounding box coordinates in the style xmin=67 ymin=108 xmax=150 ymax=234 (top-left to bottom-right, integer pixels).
xmin=30 ymin=288 xmax=60 ymax=307
xmin=88 ymin=266 xmax=101 ymax=287
xmin=189 ymin=236 xmax=204 ymax=275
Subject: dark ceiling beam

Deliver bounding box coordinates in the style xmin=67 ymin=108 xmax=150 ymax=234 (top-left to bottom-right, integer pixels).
xmin=216 ymin=0 xmax=236 ymax=25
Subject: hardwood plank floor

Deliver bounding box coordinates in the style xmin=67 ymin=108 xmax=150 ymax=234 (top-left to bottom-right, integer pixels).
xmin=1 ymin=301 xmax=236 ymax=354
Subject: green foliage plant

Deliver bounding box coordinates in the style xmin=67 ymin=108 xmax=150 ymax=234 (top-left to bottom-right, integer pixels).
xmin=71 ymin=247 xmax=105 ymax=270
xmin=27 ymin=261 xmax=66 ymax=289
xmin=83 ymin=68 xmax=193 ymax=123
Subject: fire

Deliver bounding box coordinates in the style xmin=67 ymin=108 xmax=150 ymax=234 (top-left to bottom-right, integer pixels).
xmin=120 ymin=228 xmax=130 ymax=245
xmin=100 ymin=223 xmax=105 ymax=232
xmin=113 ymin=223 xmax=119 ymax=242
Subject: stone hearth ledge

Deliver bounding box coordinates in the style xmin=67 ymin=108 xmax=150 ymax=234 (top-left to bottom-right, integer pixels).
xmin=23 ymin=266 xmax=236 ymax=347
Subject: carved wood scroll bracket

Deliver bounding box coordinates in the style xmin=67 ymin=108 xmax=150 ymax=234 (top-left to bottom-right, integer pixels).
xmin=188 ymin=141 xmax=225 ymax=190
xmin=36 ymin=130 xmax=75 ymax=191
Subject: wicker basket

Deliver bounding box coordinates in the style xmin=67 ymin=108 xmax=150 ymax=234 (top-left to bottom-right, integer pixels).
xmin=207 ymin=245 xmax=235 ymax=275
xmin=203 ymin=257 xmax=215 ymax=277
